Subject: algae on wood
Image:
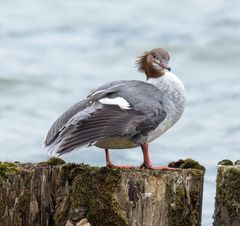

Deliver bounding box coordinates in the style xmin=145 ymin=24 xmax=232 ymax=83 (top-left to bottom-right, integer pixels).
xmin=213 ymin=160 xmax=240 ymax=226
xmin=0 ymin=158 xmax=205 ymax=226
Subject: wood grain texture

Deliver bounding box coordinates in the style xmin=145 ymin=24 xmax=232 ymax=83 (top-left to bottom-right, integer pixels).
xmin=0 ymin=158 xmax=205 ymax=226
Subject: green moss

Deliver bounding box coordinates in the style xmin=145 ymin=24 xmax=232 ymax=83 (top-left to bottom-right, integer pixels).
xmin=0 ymin=160 xmax=205 ymax=226
xmin=71 ymin=167 xmax=127 ymax=226
xmin=54 ymin=163 xmax=82 ymax=225
xmin=167 ymin=171 xmax=203 ymax=226
xmin=168 ymin=159 xmax=205 ymax=171
xmin=218 ymin=159 xmax=233 ymax=166
xmin=0 ymin=162 xmax=18 ymax=178
xmin=54 ymin=164 xmax=127 ymax=226
xmin=38 ymin=157 xmax=65 ymax=166
xmin=0 ymin=167 xmax=32 ymax=226
xmin=46 ymin=157 xmax=65 ymax=165
xmin=215 ymin=166 xmax=240 ymax=224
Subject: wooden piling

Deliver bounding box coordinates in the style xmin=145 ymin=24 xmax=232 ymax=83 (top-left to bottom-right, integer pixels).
xmin=0 ymin=158 xmax=205 ymax=226
xmin=213 ymin=160 xmax=240 ymax=226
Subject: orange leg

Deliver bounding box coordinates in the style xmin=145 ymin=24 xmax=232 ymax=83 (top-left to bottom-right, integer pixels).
xmin=140 ymin=144 xmax=175 ymax=170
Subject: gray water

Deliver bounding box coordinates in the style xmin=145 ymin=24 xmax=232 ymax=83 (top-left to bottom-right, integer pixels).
xmin=1 ymin=0 xmax=240 ymax=225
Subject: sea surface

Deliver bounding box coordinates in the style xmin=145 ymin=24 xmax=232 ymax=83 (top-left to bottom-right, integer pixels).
xmin=1 ymin=0 xmax=240 ymax=225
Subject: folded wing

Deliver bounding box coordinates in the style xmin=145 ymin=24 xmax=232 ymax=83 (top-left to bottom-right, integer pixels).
xmin=44 ymin=80 xmax=166 ymax=155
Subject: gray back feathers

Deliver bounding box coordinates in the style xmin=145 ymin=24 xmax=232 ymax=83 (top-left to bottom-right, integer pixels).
xmin=44 ymin=80 xmax=166 ymax=154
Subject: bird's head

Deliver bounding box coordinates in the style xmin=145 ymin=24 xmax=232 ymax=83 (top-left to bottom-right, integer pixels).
xmin=136 ymin=48 xmax=171 ymax=79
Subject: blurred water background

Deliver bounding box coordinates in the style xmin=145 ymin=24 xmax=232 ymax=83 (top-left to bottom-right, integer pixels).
xmin=1 ymin=0 xmax=240 ymax=225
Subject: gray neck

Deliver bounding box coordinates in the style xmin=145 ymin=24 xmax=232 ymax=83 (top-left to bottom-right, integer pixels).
xmin=147 ymin=71 xmax=186 ymax=120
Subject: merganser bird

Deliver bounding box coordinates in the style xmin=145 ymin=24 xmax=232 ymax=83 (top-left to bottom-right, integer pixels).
xmin=44 ymin=48 xmax=186 ymax=169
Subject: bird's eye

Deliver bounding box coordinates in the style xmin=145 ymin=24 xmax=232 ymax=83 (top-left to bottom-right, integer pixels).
xmin=153 ymin=55 xmax=156 ymax=58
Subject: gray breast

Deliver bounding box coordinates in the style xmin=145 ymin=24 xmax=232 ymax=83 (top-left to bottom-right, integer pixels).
xmin=143 ymin=71 xmax=186 ymax=143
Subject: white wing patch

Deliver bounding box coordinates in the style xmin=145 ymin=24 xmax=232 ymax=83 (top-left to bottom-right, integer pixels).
xmin=99 ymin=97 xmax=131 ymax=109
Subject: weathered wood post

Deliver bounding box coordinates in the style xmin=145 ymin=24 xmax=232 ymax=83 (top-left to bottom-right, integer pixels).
xmin=213 ymin=160 xmax=240 ymax=226
xmin=0 ymin=158 xmax=205 ymax=226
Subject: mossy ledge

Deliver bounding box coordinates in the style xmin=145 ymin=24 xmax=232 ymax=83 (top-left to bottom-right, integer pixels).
xmin=213 ymin=161 xmax=240 ymax=226
xmin=0 ymin=158 xmax=205 ymax=226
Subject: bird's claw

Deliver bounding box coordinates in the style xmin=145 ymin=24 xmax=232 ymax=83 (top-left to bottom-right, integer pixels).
xmin=140 ymin=162 xmax=175 ymax=170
